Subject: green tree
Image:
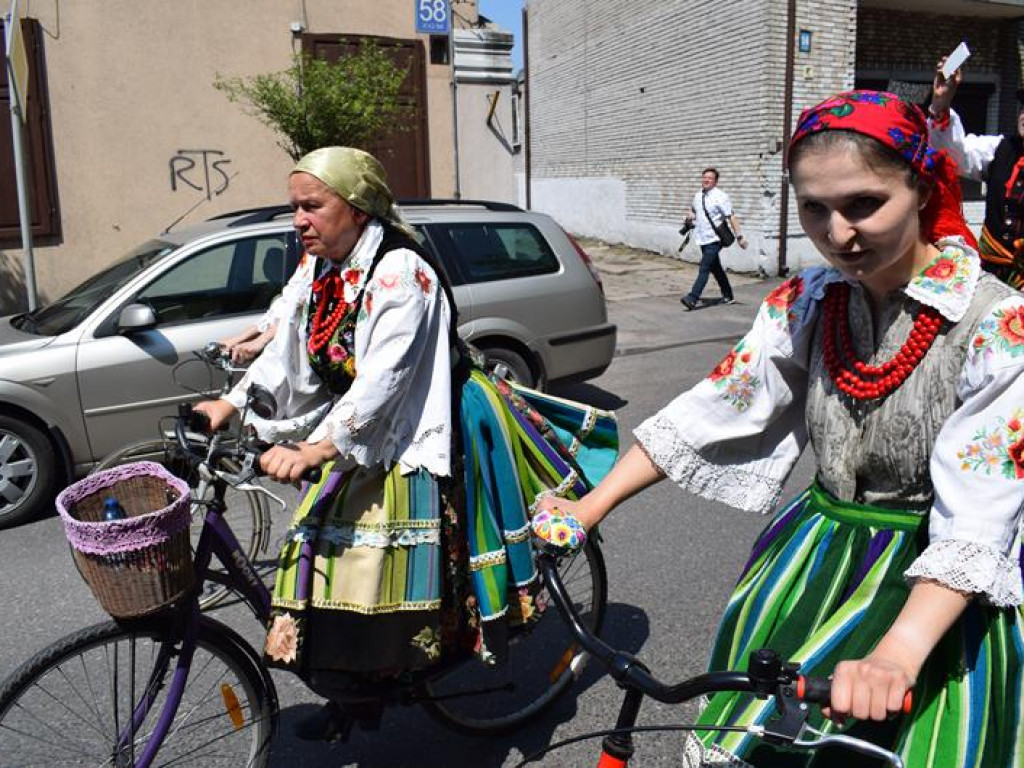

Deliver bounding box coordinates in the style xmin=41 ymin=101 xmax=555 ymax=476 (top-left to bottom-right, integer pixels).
xmin=214 ymin=43 xmax=410 ymax=160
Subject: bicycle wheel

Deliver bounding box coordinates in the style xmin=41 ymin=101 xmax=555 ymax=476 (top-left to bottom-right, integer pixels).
xmin=423 ymin=538 xmax=608 ymax=734
xmin=0 ymin=616 xmax=275 ymax=767
xmin=93 ymin=438 xmax=272 ymax=609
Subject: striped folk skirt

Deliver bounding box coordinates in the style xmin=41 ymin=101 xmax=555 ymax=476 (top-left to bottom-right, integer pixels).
xmin=686 ymin=483 xmax=1024 ymax=768
xmin=263 ymin=370 xmax=618 ymax=676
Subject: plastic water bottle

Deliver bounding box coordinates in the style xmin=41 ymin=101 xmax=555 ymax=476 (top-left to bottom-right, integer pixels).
xmin=103 ymin=496 xmax=126 ymax=521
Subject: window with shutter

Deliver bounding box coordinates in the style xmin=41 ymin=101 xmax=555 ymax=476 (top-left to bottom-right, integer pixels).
xmin=0 ymin=17 xmax=60 ymax=241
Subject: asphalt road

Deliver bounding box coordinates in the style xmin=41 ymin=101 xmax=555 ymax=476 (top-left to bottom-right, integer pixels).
xmin=0 ymin=291 xmax=816 ymax=767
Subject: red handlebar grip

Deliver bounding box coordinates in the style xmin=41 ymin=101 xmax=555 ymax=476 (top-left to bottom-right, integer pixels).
xmin=796 ymin=675 xmax=913 ymax=714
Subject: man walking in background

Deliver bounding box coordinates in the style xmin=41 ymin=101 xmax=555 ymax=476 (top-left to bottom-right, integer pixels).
xmin=680 ymin=168 xmax=748 ymax=310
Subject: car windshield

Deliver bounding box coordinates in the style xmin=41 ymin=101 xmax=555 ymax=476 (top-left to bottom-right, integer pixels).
xmin=11 ymin=240 xmax=176 ymax=336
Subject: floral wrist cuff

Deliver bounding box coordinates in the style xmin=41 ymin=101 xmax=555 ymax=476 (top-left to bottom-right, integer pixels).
xmin=531 ymin=509 xmax=587 ymax=556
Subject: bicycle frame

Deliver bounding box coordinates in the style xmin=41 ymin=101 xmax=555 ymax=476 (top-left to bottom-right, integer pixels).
xmin=111 ymin=441 xmax=281 ymax=767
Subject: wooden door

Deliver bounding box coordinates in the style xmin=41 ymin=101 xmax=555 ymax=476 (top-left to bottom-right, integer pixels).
xmin=304 ymin=34 xmax=431 ymax=199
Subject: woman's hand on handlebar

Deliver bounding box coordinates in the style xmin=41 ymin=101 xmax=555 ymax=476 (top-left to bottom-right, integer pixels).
xmin=825 ymin=652 xmax=914 ymax=723
xmin=531 ymin=498 xmax=589 ymax=556
xmin=193 ymin=399 xmax=238 ymax=433
xmin=259 ymin=440 xmax=337 ymax=484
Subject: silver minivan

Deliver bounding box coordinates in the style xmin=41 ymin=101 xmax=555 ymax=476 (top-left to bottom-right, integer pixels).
xmin=0 ymin=201 xmax=616 ymax=528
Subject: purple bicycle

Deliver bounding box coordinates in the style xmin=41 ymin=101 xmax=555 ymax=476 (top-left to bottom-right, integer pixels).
xmin=0 ymin=392 xmax=607 ymax=766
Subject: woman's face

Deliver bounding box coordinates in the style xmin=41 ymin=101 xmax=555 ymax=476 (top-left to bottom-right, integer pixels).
xmin=791 ymin=146 xmax=931 ymax=301
xmin=289 ymin=172 xmax=369 ymax=262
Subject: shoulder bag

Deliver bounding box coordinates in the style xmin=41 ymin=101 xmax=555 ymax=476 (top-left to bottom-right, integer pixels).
xmin=701 ymin=192 xmax=735 ymax=247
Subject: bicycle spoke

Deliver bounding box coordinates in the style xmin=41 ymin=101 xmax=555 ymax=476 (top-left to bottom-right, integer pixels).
xmin=155 ymin=718 xmax=265 ymax=768
xmin=0 ymin=621 xmax=270 ymax=767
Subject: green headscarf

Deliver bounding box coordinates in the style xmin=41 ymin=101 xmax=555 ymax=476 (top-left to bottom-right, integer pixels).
xmin=292 ymin=147 xmax=415 ymax=237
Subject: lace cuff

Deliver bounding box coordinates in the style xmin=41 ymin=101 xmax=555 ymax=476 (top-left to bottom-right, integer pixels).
xmin=634 ymin=414 xmax=783 ymax=515
xmin=904 ymin=539 xmax=1023 ymax=608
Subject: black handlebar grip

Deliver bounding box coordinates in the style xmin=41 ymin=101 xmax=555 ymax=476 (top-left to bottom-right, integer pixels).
xmin=252 ymin=445 xmax=322 ymax=484
xmin=796 ymin=676 xmax=912 ymax=714
xmin=189 ymin=408 xmax=212 ymax=434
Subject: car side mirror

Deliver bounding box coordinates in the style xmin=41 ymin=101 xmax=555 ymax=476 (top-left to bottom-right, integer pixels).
xmin=116 ymin=303 xmax=157 ymax=334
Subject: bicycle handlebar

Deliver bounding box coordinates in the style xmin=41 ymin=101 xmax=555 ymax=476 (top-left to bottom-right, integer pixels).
xmin=175 ymin=403 xmax=322 ymax=484
xmin=536 ymin=553 xmax=910 ymax=766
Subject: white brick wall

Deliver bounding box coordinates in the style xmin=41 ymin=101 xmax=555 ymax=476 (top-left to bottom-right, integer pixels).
xmin=525 ymin=0 xmax=857 ymax=274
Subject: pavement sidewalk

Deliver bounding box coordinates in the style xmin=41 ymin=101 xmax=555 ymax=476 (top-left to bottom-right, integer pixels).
xmin=579 ymin=238 xmax=786 ymax=357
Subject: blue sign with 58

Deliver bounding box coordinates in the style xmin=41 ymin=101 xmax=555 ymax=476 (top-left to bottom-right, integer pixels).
xmin=416 ymin=0 xmax=450 ymax=34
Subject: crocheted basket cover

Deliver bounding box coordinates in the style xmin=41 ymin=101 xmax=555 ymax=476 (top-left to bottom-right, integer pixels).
xmin=56 ymin=461 xmax=191 ymax=556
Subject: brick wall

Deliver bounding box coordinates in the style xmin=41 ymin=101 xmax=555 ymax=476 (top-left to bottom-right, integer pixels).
xmin=526 ymin=0 xmax=857 ymax=273
xmin=857 ymin=8 xmax=1022 ymax=131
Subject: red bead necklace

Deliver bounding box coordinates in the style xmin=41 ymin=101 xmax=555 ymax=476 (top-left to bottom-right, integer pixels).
xmin=822 ymin=282 xmax=943 ymax=401
xmin=308 ymin=272 xmax=349 ymax=355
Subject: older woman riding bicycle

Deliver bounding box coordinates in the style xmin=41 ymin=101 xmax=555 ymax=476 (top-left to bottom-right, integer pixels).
xmin=196 ymin=147 xmax=616 ymax=737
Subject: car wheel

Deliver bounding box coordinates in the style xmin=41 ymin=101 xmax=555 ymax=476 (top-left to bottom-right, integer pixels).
xmin=482 ymin=347 xmax=536 ymax=389
xmin=0 ymin=416 xmax=58 ymax=529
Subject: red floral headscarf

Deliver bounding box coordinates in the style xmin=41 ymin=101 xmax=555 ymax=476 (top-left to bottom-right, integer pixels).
xmin=789 ymin=90 xmax=978 ymax=250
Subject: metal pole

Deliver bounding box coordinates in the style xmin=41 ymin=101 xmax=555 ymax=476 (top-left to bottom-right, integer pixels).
xmin=448 ymin=0 xmax=461 ymax=199
xmin=522 ymin=3 xmax=531 ymax=210
xmin=5 ymin=8 xmax=37 ymax=310
xmin=777 ymin=0 xmax=797 ymax=279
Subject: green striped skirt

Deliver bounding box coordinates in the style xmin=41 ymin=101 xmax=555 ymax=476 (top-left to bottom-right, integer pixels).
xmin=688 ymin=483 xmax=1024 ymax=767
xmin=263 ymin=369 xmax=618 ymax=675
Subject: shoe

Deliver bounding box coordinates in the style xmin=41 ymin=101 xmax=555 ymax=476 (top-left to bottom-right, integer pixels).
xmin=294 ymin=701 xmax=353 ymax=743
xmin=721 ymin=298 xmax=736 ymax=305
xmin=680 ymin=297 xmax=696 ymax=311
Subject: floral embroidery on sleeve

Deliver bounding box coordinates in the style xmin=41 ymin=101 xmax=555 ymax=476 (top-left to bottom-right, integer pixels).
xmin=708 ymin=340 xmax=761 ymax=411
xmin=957 ymin=409 xmax=1024 ymax=479
xmin=414 ymin=268 xmax=433 ymax=294
xmin=764 ymin=276 xmax=805 ymax=328
xmin=971 ymin=304 xmax=1024 ymax=359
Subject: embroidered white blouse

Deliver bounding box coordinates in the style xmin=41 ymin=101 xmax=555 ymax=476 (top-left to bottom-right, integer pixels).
xmin=254 ymin=253 xmax=316 ymax=333
xmin=225 ymin=220 xmax=454 ymax=477
xmin=635 ymin=239 xmax=1024 ymax=607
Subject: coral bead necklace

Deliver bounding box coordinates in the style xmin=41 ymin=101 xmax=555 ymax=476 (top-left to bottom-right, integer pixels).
xmin=308 ymin=272 xmax=349 ymax=355
xmin=822 ymin=282 xmax=943 ymax=401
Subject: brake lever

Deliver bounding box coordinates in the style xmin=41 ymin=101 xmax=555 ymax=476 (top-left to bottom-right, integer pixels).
xmin=203 ymin=452 xmax=288 ymax=512
xmin=793 ymin=724 xmax=905 ymax=768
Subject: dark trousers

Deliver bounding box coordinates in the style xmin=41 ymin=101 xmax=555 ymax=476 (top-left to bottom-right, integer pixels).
xmin=685 ymin=241 xmax=733 ymax=303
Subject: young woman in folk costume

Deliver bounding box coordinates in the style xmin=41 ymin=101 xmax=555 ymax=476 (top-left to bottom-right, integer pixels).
xmin=195 ymin=148 xmax=616 ymax=715
xmin=533 ymin=92 xmax=1024 ymax=766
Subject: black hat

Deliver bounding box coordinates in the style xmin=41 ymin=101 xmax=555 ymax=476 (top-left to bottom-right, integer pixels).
xmin=1017 ymin=88 xmax=1024 ymax=104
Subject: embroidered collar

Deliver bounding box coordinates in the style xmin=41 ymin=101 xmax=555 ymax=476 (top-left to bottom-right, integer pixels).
xmin=313 ymin=220 xmax=384 ymax=299
xmin=817 ymin=237 xmax=981 ymax=323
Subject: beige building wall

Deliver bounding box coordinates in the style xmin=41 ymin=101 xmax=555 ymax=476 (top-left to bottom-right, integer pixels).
xmin=2 ymin=0 xmax=477 ymax=309
xmin=455 ymin=27 xmax=519 ymax=204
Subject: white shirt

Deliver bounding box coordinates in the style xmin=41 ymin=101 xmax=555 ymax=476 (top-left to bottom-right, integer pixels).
xmin=692 ymin=187 xmax=734 ymax=246
xmin=927 ymin=108 xmax=1002 ymax=182
xmin=634 ymin=239 xmax=1024 ymax=607
xmin=225 ymin=220 xmax=454 ymax=477
xmin=254 ymin=253 xmax=315 ymax=333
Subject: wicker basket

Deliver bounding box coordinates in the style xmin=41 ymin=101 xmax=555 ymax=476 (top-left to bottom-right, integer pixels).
xmin=56 ymin=461 xmax=194 ymax=618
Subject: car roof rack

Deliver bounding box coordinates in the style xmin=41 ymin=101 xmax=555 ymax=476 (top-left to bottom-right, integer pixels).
xmin=206 ymin=205 xmax=292 ymax=226
xmin=398 ymin=199 xmax=524 ymax=212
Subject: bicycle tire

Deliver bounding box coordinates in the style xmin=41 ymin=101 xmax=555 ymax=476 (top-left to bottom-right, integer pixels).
xmin=0 ymin=615 xmax=276 ymax=767
xmin=93 ymin=437 xmax=272 ymax=609
xmin=423 ymin=538 xmax=608 ymax=734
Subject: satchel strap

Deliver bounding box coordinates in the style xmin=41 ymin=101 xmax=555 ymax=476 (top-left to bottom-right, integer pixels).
xmin=700 ymin=191 xmax=723 ymax=227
